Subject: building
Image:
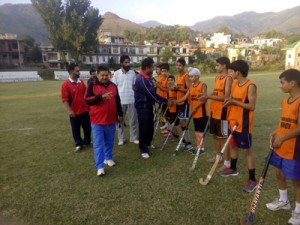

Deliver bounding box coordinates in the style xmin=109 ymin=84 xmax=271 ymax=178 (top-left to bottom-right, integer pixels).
xmin=206 ymin=33 xmax=231 ymax=48
xmin=282 ymin=41 xmax=300 ymax=70
xmin=0 ymin=33 xmax=25 ymax=66
xmin=40 ymin=46 xmax=71 ymax=69
xmin=253 ymin=38 xmax=282 ymax=49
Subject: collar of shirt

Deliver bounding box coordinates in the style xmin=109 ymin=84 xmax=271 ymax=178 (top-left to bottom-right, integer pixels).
xmin=69 ymin=77 xmax=81 ymax=83
xmin=140 ymin=71 xmax=150 ymax=79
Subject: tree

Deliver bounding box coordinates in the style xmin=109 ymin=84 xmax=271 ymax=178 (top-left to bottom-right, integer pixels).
xmin=160 ymin=48 xmax=173 ymax=63
xmin=31 ymin=0 xmax=102 ymax=62
xmin=19 ymin=34 xmax=42 ymax=63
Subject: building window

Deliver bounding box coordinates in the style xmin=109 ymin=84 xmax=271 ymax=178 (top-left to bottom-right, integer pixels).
xmin=48 ymin=53 xmax=58 ymax=60
xmin=103 ymin=56 xmax=106 ymax=62
xmin=96 ymin=56 xmax=99 ymax=62
xmin=113 ymin=47 xmax=118 ymax=53
xmin=83 ymin=56 xmax=86 ymax=62
xmin=138 ymin=48 xmax=143 ymax=54
xmin=288 ymin=54 xmax=291 ymax=58
xmin=89 ymin=56 xmax=93 ymax=62
xmin=298 ymin=53 xmax=300 ymax=57
xmin=12 ymin=54 xmax=19 ymax=59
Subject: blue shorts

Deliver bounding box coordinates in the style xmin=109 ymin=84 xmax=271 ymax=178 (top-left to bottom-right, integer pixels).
xmin=229 ymin=131 xmax=252 ymax=149
xmin=269 ymin=151 xmax=300 ymax=180
xmin=177 ymin=104 xmax=189 ymax=120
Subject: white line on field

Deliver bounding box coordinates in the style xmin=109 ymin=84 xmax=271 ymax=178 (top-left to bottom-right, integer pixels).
xmin=0 ymin=128 xmax=34 ymax=132
xmin=256 ymin=107 xmax=281 ymax=112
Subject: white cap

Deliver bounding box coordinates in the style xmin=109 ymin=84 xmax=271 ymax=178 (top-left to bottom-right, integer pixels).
xmin=188 ymin=67 xmax=201 ymax=76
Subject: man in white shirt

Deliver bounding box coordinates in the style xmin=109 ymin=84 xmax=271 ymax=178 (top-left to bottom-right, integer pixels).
xmin=112 ymin=55 xmax=139 ymax=145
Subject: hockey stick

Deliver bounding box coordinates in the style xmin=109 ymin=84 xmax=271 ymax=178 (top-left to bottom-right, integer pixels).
xmin=188 ymin=116 xmax=210 ymax=171
xmin=172 ymin=112 xmax=194 ymax=156
xmin=240 ymin=148 xmax=274 ymax=225
xmin=153 ymin=103 xmax=161 ymax=123
xmin=153 ymin=105 xmax=168 ymax=138
xmin=159 ymin=111 xmax=180 ymax=151
xmin=199 ymin=123 xmax=238 ymax=185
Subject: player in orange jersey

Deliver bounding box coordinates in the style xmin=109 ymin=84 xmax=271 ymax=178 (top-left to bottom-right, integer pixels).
xmin=174 ymin=67 xmax=208 ymax=155
xmin=174 ymin=58 xmax=194 ymax=151
xmin=200 ymin=57 xmax=233 ymax=170
xmin=266 ymin=69 xmax=300 ymax=225
xmin=221 ymin=60 xmax=257 ymax=193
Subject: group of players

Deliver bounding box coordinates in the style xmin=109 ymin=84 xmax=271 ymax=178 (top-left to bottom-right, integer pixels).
xmin=154 ymin=57 xmax=300 ymax=225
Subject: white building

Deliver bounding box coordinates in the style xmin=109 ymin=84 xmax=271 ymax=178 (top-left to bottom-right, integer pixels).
xmin=253 ymin=38 xmax=282 ymax=49
xmin=206 ymin=32 xmax=231 ymax=48
xmin=282 ymin=40 xmax=300 ymax=70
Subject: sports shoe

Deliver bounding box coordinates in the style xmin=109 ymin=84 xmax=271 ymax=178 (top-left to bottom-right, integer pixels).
xmin=218 ymin=165 xmax=229 ymax=173
xmin=198 ymin=149 xmax=206 ymax=155
xmin=266 ymin=199 xmax=291 ymax=211
xmin=141 ymin=153 xmax=150 ymax=158
xmin=160 ymin=123 xmax=167 ymax=130
xmin=184 ymin=143 xmax=193 ymax=151
xmin=208 ymin=156 xmax=223 ymax=164
xmin=219 ymin=167 xmax=239 ymax=177
xmin=130 ymin=140 xmax=139 ymax=144
xmin=288 ymin=210 xmax=300 ymax=225
xmin=97 ymin=168 xmax=105 ymax=176
xmin=149 ymin=144 xmax=156 ymax=149
xmin=243 ymin=180 xmax=258 ymax=193
xmin=118 ymin=141 xmax=124 ymax=146
xmin=104 ymin=160 xmax=116 ymax=167
xmin=74 ymin=146 xmax=83 ymax=153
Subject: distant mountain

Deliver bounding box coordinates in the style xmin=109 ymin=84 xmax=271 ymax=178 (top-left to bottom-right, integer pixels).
xmin=139 ymin=20 xmax=165 ymax=28
xmin=0 ymin=4 xmax=49 ymax=44
xmin=192 ymin=6 xmax=300 ymax=35
xmin=0 ymin=3 xmax=299 ymax=45
xmin=100 ymin=12 xmax=146 ymax=36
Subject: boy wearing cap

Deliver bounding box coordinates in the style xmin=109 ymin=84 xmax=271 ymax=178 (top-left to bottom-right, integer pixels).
xmin=174 ymin=67 xmax=208 ymax=154
xmin=221 ymin=60 xmax=257 ymax=193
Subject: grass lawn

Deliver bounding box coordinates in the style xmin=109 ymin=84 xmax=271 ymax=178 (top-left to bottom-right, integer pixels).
xmin=0 ymin=70 xmax=294 ymax=225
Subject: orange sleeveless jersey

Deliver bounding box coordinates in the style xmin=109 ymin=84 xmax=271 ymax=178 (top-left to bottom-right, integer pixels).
xmin=210 ymin=74 xmax=232 ymax=120
xmin=189 ymin=82 xmax=208 ymax=118
xmin=274 ymin=97 xmax=300 ymax=161
xmin=227 ymin=80 xmax=256 ymax=133
xmin=156 ymin=75 xmax=168 ymax=98
xmin=176 ymin=72 xmax=188 ymax=105
xmin=168 ymin=90 xmax=177 ymax=113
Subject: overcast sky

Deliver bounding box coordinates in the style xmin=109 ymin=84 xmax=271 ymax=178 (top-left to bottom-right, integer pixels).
xmin=1 ymin=0 xmax=299 ymax=26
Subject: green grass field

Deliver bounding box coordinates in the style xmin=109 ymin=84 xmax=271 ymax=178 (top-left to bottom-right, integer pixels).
xmin=0 ymin=71 xmax=295 ymax=225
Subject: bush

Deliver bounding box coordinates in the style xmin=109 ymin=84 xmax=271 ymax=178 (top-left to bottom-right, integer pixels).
xmin=37 ymin=68 xmax=55 ymax=80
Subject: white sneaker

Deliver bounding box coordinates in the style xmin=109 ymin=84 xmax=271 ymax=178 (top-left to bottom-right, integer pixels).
xmin=149 ymin=145 xmax=155 ymax=149
xmin=104 ymin=160 xmax=116 ymax=167
xmin=288 ymin=211 xmax=300 ymax=225
xmin=130 ymin=140 xmax=139 ymax=144
xmin=141 ymin=153 xmax=150 ymax=158
xmin=97 ymin=168 xmax=105 ymax=176
xmin=160 ymin=123 xmax=167 ymax=130
xmin=266 ymin=199 xmax=291 ymax=211
xmin=118 ymin=141 xmax=124 ymax=146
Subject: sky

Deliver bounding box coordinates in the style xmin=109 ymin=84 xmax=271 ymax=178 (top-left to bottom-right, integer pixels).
xmin=1 ymin=0 xmax=300 ymax=26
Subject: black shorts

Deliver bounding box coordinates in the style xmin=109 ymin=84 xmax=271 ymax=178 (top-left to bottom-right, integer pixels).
xmin=168 ymin=111 xmax=179 ymax=126
xmin=193 ymin=116 xmax=209 ymax=132
xmin=209 ymin=117 xmax=228 ymax=137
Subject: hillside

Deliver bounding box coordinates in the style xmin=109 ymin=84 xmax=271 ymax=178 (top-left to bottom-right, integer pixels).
xmin=0 ymin=4 xmax=49 ymax=44
xmin=0 ymin=3 xmax=299 ymax=44
xmin=100 ymin=12 xmax=146 ymax=36
xmin=192 ymin=6 xmax=300 ymax=35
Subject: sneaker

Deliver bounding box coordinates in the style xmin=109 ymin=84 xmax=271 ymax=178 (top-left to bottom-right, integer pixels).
xmin=288 ymin=211 xmax=300 ymax=225
xmin=130 ymin=140 xmax=139 ymax=144
xmin=219 ymin=167 xmax=239 ymax=177
xmin=149 ymin=145 xmax=156 ymax=149
xmin=141 ymin=153 xmax=150 ymax=158
xmin=97 ymin=168 xmax=105 ymax=176
xmin=160 ymin=123 xmax=167 ymax=130
xmin=198 ymin=149 xmax=206 ymax=155
xmin=184 ymin=143 xmax=193 ymax=151
xmin=266 ymin=199 xmax=291 ymax=211
xmin=243 ymin=180 xmax=258 ymax=193
xmin=74 ymin=146 xmax=83 ymax=153
xmin=208 ymin=156 xmax=223 ymax=164
xmin=217 ymin=165 xmax=229 ymax=173
xmin=104 ymin=160 xmax=116 ymax=167
xmin=118 ymin=141 xmax=124 ymax=146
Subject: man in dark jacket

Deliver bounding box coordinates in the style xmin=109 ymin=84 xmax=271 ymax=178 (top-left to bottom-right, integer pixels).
xmin=85 ymin=65 xmax=123 ymax=176
xmin=134 ymin=57 xmax=167 ymax=158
